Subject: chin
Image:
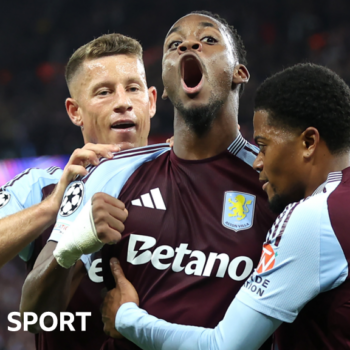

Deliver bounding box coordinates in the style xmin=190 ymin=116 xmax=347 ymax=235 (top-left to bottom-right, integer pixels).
xmin=268 ymin=193 xmax=293 ymax=214
xmin=116 ymin=141 xmax=136 ymax=151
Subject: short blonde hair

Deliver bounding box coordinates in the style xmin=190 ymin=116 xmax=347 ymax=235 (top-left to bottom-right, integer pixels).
xmin=65 ymin=33 xmax=143 ymax=87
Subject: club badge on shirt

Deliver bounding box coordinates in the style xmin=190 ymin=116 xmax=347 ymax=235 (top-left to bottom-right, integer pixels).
xmin=222 ymin=191 xmax=256 ymax=232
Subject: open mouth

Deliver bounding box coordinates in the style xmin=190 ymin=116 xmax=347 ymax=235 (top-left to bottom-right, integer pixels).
xmin=111 ymin=121 xmax=136 ymax=130
xmin=181 ymin=55 xmax=203 ymax=94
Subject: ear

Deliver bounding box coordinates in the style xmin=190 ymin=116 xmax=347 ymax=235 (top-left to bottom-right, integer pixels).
xmin=232 ymin=64 xmax=250 ymax=85
xmin=162 ymin=88 xmax=168 ymax=100
xmin=301 ymin=127 xmax=320 ymax=159
xmin=148 ymin=86 xmax=157 ymax=118
xmin=65 ymin=98 xmax=83 ymax=127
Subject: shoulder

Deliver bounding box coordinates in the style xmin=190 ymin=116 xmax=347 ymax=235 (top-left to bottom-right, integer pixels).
xmin=0 ymin=167 xmax=62 ymax=214
xmin=82 ymin=144 xmax=170 ymax=184
xmin=266 ymin=193 xmax=329 ymax=246
xmin=227 ymin=133 xmax=258 ymax=168
xmin=1 ymin=167 xmax=62 ymax=191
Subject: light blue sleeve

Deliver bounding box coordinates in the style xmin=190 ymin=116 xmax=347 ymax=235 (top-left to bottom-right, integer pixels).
xmin=0 ymin=167 xmax=62 ymax=261
xmin=116 ymin=300 xmax=281 ymax=350
xmin=50 ymin=146 xmax=170 ymax=243
xmin=236 ymin=191 xmax=348 ymax=323
xmin=0 ymin=167 xmax=62 ymax=219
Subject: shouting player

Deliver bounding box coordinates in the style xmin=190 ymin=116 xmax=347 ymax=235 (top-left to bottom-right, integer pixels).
xmin=52 ymin=11 xmax=276 ymax=350
xmin=103 ymin=63 xmax=350 ymax=350
xmin=7 ymin=33 xmax=156 ymax=350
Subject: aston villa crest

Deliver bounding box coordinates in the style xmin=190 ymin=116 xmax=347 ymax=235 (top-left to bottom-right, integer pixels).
xmin=222 ymin=191 xmax=256 ymax=232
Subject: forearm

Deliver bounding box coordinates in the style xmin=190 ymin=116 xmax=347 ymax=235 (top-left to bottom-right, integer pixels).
xmin=0 ymin=199 xmax=57 ymax=268
xmin=116 ymin=299 xmax=281 ymax=350
xmin=20 ymin=242 xmax=78 ymax=332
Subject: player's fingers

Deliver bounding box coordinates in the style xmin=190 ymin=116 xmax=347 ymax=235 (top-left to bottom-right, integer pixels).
xmin=110 ymin=258 xmax=126 ymax=284
xmin=97 ymin=225 xmax=122 ymax=244
xmin=105 ymin=205 xmax=128 ymax=223
xmin=82 ymin=143 xmax=120 ymax=159
xmin=65 ymin=164 xmax=88 ymax=179
xmin=105 ymin=215 xmax=125 ymax=234
xmin=94 ymin=192 xmax=126 ymax=211
xmin=69 ymin=149 xmax=101 ymax=167
xmin=166 ymin=136 xmax=174 ymax=147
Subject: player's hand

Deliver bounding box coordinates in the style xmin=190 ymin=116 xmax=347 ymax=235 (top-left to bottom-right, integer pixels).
xmin=91 ymin=193 xmax=128 ymax=244
xmin=49 ymin=143 xmax=120 ymax=212
xmin=166 ymin=136 xmax=174 ymax=147
xmin=102 ymin=258 xmax=139 ymax=338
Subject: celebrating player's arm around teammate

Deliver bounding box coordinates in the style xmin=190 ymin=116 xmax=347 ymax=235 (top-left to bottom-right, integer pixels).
xmin=20 ymin=32 xmax=156 ymax=342
xmin=101 ymin=63 xmax=350 ymax=350
xmin=0 ymin=143 xmax=118 ymax=269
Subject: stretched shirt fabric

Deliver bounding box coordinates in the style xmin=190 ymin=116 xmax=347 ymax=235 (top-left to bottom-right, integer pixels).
xmin=0 ymin=166 xmax=109 ymax=350
xmin=53 ymin=136 xmax=276 ymax=350
xmin=114 ymin=169 xmax=350 ymax=350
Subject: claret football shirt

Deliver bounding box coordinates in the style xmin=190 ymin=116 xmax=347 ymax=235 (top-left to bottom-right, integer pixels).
xmin=54 ymin=135 xmax=276 ymax=350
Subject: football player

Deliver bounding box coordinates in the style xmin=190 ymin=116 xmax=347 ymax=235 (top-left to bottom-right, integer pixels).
xmin=3 ymin=33 xmax=156 ymax=350
xmin=50 ymin=11 xmax=276 ymax=350
xmin=103 ymin=63 xmax=350 ymax=350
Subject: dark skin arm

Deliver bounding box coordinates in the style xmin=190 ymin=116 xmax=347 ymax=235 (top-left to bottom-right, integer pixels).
xmin=20 ymin=192 xmax=128 ymax=333
xmin=20 ymin=242 xmax=81 ymax=333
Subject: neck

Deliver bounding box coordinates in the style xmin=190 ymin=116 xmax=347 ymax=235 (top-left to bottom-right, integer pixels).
xmin=304 ymin=151 xmax=350 ymax=197
xmin=172 ymin=95 xmax=239 ymax=160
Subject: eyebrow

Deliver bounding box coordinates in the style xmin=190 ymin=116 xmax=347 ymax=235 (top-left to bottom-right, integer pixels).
xmin=166 ymin=26 xmax=179 ymax=38
xmin=199 ymin=22 xmax=215 ymax=28
xmin=166 ymin=21 xmax=216 ymax=38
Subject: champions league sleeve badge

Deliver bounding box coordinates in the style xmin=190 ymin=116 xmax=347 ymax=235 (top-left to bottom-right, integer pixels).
xmin=0 ymin=191 xmax=11 ymax=209
xmin=59 ymin=182 xmax=84 ymax=217
xmin=222 ymin=191 xmax=256 ymax=232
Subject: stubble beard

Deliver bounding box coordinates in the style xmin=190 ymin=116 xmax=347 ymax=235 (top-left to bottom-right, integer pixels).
xmin=268 ymin=183 xmax=304 ymax=214
xmin=268 ymin=194 xmax=291 ymax=214
xmin=174 ymin=95 xmax=225 ymax=138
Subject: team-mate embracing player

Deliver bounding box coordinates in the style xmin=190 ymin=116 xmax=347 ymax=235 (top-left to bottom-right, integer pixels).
xmin=11 ymin=33 xmax=157 ymax=350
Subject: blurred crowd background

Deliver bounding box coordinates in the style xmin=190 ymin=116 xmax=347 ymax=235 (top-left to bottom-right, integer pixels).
xmin=1 ymin=0 xmax=350 ymax=348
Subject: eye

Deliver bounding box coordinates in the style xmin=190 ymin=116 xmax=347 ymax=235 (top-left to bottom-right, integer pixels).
xmin=98 ymin=90 xmax=110 ymax=96
xmin=128 ymin=86 xmax=139 ymax=92
xmin=257 ymin=144 xmax=266 ymax=154
xmin=168 ymin=41 xmax=181 ymax=50
xmin=201 ymin=36 xmax=218 ymax=44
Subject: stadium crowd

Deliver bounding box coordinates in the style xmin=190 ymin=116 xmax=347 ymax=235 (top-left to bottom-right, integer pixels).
xmin=1 ymin=0 xmax=350 ymax=349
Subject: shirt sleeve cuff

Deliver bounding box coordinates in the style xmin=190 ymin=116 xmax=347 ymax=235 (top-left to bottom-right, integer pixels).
xmin=115 ymin=302 xmax=143 ymax=331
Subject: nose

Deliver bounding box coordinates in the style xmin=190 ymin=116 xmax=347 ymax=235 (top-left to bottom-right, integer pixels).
xmin=253 ymin=152 xmax=264 ymax=173
xmin=177 ymin=40 xmax=202 ymax=54
xmin=114 ymin=85 xmax=133 ymax=113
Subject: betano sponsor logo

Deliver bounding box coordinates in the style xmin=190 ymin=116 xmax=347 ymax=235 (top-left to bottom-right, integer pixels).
xmin=127 ymin=234 xmax=254 ymax=281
